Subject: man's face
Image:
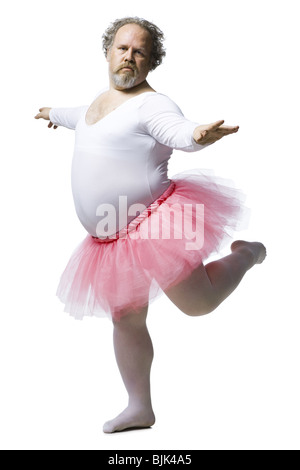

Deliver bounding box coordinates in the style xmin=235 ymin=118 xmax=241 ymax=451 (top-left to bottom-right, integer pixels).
xmin=107 ymin=24 xmax=153 ymax=90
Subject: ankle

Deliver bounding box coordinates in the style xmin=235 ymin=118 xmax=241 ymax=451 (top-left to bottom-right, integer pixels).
xmin=128 ymin=397 xmax=154 ymax=412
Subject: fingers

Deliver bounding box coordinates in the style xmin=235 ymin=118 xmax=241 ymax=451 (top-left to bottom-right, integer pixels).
xmin=194 ymin=119 xmax=240 ymax=145
xmin=207 ymin=120 xmax=225 ymax=131
xmin=195 ymin=128 xmax=239 ymax=145
xmin=34 ymin=107 xmax=57 ymax=128
xmin=48 ymin=122 xmax=58 ymax=129
xmin=221 ymin=125 xmax=239 ymax=132
xmin=206 ymin=121 xmax=239 ymax=133
xmin=34 ymin=108 xmax=45 ymax=119
xmin=217 ymin=126 xmax=239 ymax=135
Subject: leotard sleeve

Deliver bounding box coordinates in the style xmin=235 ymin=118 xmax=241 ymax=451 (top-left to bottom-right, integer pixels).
xmin=49 ymin=106 xmax=88 ymax=130
xmin=139 ymin=93 xmax=210 ymax=152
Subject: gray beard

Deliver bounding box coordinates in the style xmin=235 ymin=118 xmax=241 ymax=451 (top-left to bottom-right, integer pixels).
xmin=111 ymin=71 xmax=137 ymax=89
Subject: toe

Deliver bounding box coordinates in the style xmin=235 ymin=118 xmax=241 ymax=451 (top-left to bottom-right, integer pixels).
xmin=103 ymin=421 xmax=114 ymax=434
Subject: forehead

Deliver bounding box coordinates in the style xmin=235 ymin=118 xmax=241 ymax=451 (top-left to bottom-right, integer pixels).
xmin=114 ymin=24 xmax=152 ymax=49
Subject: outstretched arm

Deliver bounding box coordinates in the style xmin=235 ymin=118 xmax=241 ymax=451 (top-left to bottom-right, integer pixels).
xmin=34 ymin=105 xmax=88 ymax=130
xmin=193 ymin=120 xmax=239 ymax=145
xmin=34 ymin=107 xmax=58 ymax=129
xmin=139 ymin=94 xmax=239 ymax=152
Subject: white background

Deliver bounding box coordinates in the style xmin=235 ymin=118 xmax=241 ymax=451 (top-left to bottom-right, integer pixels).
xmin=0 ymin=0 xmax=299 ymax=450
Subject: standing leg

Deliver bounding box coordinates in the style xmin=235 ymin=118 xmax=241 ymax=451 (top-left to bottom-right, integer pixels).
xmin=103 ymin=304 xmax=156 ymax=433
xmin=164 ymin=240 xmax=267 ymax=316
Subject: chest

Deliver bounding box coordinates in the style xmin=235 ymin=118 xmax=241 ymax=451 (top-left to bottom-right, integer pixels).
xmin=77 ymin=101 xmax=148 ymax=151
xmin=85 ymin=94 xmax=133 ymax=125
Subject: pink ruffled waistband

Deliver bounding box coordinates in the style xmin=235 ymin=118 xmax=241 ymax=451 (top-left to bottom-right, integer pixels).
xmin=92 ymin=181 xmax=176 ymax=243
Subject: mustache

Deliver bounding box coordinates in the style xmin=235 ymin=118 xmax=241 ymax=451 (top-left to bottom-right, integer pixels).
xmin=117 ymin=63 xmax=136 ymax=72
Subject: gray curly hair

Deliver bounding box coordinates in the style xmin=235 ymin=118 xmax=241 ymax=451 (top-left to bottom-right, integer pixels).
xmin=102 ymin=17 xmax=166 ymax=71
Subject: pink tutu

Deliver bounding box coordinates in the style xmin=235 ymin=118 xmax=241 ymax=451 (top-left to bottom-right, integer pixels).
xmin=56 ymin=169 xmax=249 ymax=321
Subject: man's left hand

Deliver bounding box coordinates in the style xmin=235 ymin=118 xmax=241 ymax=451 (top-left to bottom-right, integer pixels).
xmin=193 ymin=120 xmax=239 ymax=145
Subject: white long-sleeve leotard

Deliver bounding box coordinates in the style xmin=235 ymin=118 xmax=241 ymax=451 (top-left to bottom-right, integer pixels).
xmin=49 ymin=91 xmax=207 ymax=237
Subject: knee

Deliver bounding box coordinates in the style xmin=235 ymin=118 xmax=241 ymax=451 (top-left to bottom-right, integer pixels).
xmin=182 ymin=298 xmax=218 ymax=317
xmin=113 ymin=304 xmax=149 ymax=328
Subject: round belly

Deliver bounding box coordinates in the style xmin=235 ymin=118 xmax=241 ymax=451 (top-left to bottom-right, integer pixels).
xmin=71 ymin=149 xmax=156 ymax=237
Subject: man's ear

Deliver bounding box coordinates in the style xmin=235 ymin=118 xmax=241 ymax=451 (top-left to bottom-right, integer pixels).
xmin=106 ymin=48 xmax=111 ymax=62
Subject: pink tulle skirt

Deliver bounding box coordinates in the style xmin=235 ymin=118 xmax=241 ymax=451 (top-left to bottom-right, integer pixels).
xmin=56 ymin=169 xmax=249 ymax=321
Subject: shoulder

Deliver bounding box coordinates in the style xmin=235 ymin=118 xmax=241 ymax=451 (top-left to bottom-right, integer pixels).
xmin=91 ymin=86 xmax=109 ymax=101
xmin=138 ymin=92 xmax=183 ymax=114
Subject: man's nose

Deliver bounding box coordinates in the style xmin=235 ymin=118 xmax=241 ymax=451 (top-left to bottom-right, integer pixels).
xmin=124 ymin=48 xmax=135 ymax=62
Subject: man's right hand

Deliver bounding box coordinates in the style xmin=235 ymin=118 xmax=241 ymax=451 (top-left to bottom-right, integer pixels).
xmin=34 ymin=107 xmax=58 ymax=129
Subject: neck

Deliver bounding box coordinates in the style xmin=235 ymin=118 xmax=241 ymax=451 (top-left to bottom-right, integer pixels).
xmin=109 ymin=80 xmax=155 ymax=95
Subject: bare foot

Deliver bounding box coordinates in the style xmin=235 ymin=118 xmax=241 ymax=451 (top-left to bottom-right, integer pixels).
xmin=231 ymin=240 xmax=267 ymax=265
xmin=103 ymin=406 xmax=156 ymax=434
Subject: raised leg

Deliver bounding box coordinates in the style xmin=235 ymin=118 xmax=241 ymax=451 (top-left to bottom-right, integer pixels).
xmin=163 ymin=240 xmax=267 ymax=316
xmin=103 ymin=304 xmax=156 ymax=433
